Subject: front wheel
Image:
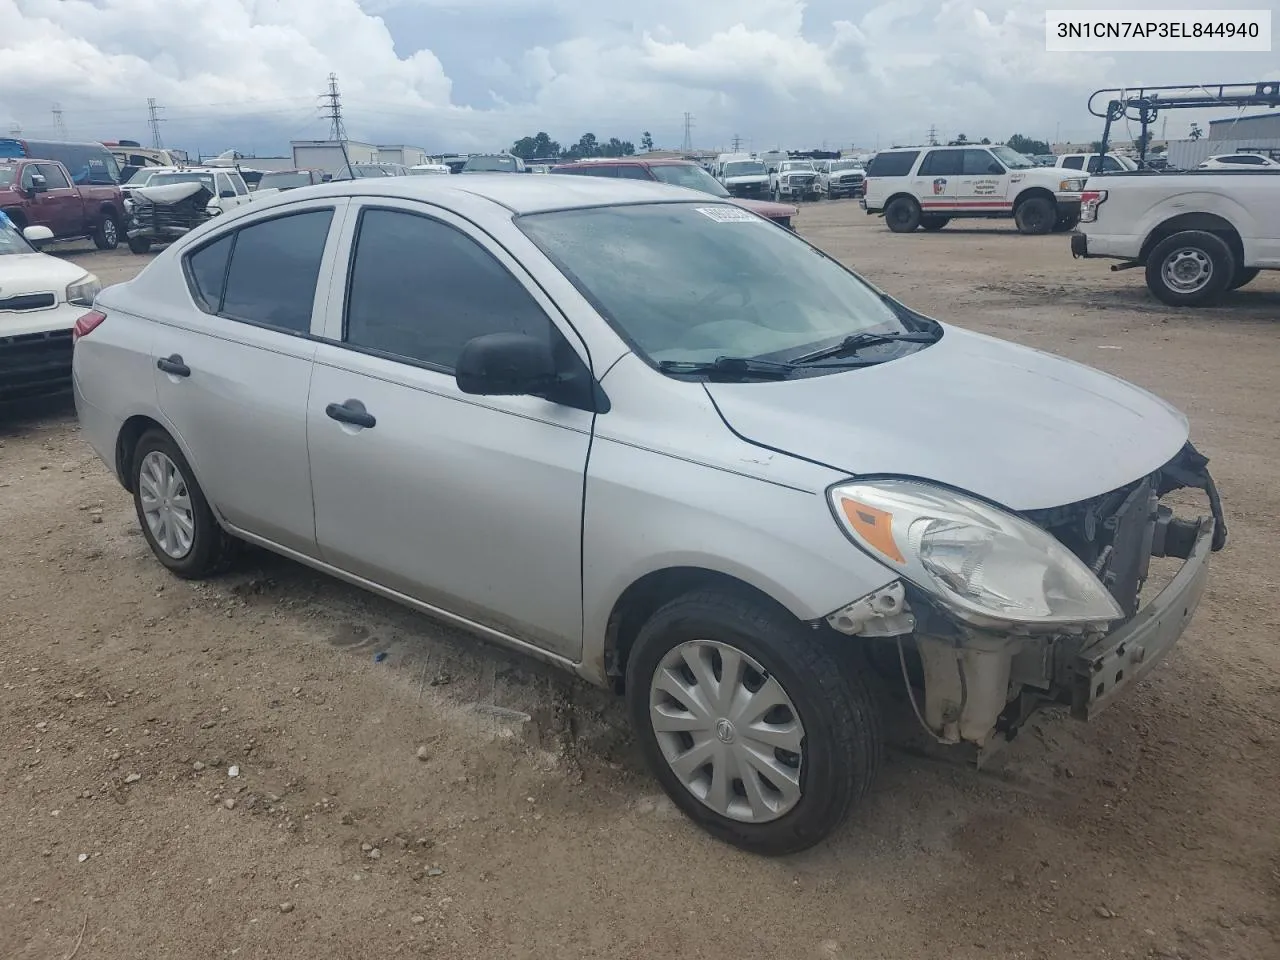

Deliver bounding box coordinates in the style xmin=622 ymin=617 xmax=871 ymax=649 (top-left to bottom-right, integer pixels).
xmin=93 ymin=213 xmax=120 ymax=250
xmin=920 ymin=216 xmax=950 ymax=231
xmin=1145 ymin=230 xmax=1235 ymax=307
xmin=626 ymin=590 xmax=883 ymax=856
xmin=1014 ymin=196 xmax=1055 ymax=234
xmin=884 ymin=197 xmax=921 ymax=233
xmin=127 ymin=236 xmax=152 ymax=254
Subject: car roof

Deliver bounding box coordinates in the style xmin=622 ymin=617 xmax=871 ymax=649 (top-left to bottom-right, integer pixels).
xmin=244 ymin=172 xmax=706 ymax=215
xmin=552 ymin=158 xmax=695 ymax=168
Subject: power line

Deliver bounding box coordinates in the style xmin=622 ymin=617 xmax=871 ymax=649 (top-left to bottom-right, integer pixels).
xmin=51 ymin=103 xmax=68 ymax=140
xmin=680 ymin=112 xmax=694 ymax=153
xmin=147 ymin=98 xmax=166 ymax=149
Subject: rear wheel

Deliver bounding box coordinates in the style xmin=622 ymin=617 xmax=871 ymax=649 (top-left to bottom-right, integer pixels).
xmin=1014 ymin=196 xmax=1055 ymax=234
xmin=626 ymin=590 xmax=883 ymax=856
xmin=1145 ymin=230 xmax=1235 ymax=307
xmin=93 ymin=213 xmax=120 ymax=250
xmin=884 ymin=197 xmax=921 ymax=233
xmin=1228 ymin=266 xmax=1261 ymax=290
xmin=920 ymin=216 xmax=950 ymax=231
xmin=127 ymin=236 xmax=152 ymax=254
xmin=131 ymin=429 xmax=238 ymax=578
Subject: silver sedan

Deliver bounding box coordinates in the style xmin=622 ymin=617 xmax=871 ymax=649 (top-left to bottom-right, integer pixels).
xmin=72 ymin=174 xmax=1223 ymax=854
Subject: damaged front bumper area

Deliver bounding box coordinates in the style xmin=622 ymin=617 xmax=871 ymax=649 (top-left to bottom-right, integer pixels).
xmin=826 ymin=443 xmax=1226 ymax=750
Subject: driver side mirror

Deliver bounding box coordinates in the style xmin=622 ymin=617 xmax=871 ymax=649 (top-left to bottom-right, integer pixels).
xmin=455 ymin=332 xmax=557 ymax=397
xmin=28 ymin=174 xmax=48 ymax=194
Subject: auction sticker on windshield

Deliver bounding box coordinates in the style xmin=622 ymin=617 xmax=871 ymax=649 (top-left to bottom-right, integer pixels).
xmin=695 ymin=206 xmax=761 ymax=223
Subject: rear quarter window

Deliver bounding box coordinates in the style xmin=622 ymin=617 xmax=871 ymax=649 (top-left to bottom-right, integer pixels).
xmin=867 ymin=151 xmax=919 ymax=177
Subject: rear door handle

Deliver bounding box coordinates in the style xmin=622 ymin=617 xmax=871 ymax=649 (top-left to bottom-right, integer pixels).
xmin=325 ymin=399 xmax=376 ymax=429
xmin=156 ymin=354 xmax=190 ymax=377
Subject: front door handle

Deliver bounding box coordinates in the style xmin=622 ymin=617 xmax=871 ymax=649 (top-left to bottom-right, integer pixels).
xmin=156 ymin=354 xmax=190 ymax=377
xmin=325 ymin=399 xmax=376 ymax=429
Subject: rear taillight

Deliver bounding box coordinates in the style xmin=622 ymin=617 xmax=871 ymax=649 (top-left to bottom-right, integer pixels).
xmin=1079 ymin=189 xmax=1108 ymax=223
xmin=72 ymin=310 xmax=106 ymax=343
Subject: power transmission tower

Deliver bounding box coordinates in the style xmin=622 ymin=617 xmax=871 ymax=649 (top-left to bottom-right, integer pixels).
xmin=52 ymin=103 xmax=68 ymax=139
xmin=927 ymin=124 xmax=938 ymax=146
xmin=321 ymin=73 xmax=348 ymax=141
xmin=319 ymin=73 xmax=354 ymax=178
xmin=147 ymin=98 xmax=166 ymax=149
xmin=680 ymin=112 xmax=694 ymax=153
xmin=730 ymin=133 xmax=742 ymax=152
xmin=8 ymin=122 xmax=21 ymax=137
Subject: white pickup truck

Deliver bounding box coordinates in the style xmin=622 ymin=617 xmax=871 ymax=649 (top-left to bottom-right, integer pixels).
xmin=1071 ymin=170 xmax=1280 ymax=305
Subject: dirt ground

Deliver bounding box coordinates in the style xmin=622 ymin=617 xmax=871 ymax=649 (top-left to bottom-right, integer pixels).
xmin=3 ymin=206 xmax=1278 ymax=960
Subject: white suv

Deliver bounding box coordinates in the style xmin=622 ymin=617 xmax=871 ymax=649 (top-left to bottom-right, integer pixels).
xmin=862 ymin=145 xmax=1086 ymax=234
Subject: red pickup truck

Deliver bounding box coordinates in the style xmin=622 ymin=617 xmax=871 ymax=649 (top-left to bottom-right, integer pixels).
xmin=0 ymin=158 xmax=125 ymax=249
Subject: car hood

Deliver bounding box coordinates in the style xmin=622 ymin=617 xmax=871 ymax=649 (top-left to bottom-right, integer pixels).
xmin=704 ymin=326 xmax=1189 ymax=511
xmin=733 ymin=198 xmax=797 ymax=220
xmin=0 ymin=252 xmax=85 ymax=295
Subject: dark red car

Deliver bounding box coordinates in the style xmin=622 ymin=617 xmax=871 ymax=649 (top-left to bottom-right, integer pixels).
xmin=550 ymin=158 xmax=799 ymax=229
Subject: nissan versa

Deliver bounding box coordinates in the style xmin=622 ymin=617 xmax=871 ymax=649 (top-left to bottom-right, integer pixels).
xmin=72 ymin=175 xmax=1227 ymax=855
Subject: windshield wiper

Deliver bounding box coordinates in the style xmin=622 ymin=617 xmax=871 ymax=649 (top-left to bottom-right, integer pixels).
xmin=788 ymin=330 xmax=938 ymax=365
xmin=658 ymin=357 xmax=796 ymax=381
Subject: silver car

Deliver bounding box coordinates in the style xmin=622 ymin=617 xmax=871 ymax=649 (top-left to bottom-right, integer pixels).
xmin=72 ymin=175 xmax=1226 ymax=855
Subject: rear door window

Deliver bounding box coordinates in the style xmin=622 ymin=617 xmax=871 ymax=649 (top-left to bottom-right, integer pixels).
xmin=919 ymin=150 xmax=963 ymax=177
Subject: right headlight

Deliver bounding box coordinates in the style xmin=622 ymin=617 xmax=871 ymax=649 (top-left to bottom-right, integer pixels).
xmin=829 ymin=479 xmax=1124 ymax=629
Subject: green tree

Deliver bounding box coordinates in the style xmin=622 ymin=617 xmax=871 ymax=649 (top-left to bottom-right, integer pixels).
xmin=641 ymin=131 xmax=654 ymax=151
xmin=1133 ymin=131 xmax=1152 ymax=153
xmin=1090 ymin=140 xmax=1108 ymax=154
xmin=510 ymin=131 xmax=561 ymax=159
xmin=1006 ymin=133 xmax=1051 ymax=155
xmin=980 ymin=137 xmax=991 ymax=144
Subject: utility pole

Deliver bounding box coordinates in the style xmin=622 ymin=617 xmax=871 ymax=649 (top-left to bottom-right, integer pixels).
xmin=681 ymin=112 xmax=695 ymax=154
xmin=319 ymin=73 xmax=354 ymax=179
xmin=51 ymin=103 xmax=68 ymax=139
xmin=927 ymin=124 xmax=938 ymax=146
xmin=147 ymin=98 xmax=166 ymax=149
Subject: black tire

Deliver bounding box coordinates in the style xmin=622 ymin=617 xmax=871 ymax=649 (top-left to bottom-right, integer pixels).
xmin=1052 ymin=215 xmax=1080 ymax=233
xmin=127 ymin=236 xmax=152 ymax=254
xmin=884 ymin=197 xmax=921 ymax=233
xmin=131 ymin=429 xmax=238 ymax=578
xmin=625 ymin=590 xmax=882 ymax=856
xmin=1014 ymin=196 xmax=1055 ymax=234
xmin=920 ymin=216 xmax=950 ymax=231
xmin=1228 ymin=266 xmax=1261 ymax=291
xmin=93 ymin=212 xmax=121 ymax=250
xmin=1144 ymin=230 xmax=1235 ymax=307
xmin=771 ymin=184 xmax=781 ymax=202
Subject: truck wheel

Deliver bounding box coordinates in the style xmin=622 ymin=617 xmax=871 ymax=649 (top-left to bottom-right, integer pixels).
xmin=127 ymin=236 xmax=153 ymax=255
xmin=1014 ymin=196 xmax=1055 ymax=234
xmin=1228 ymin=266 xmax=1260 ymax=291
xmin=884 ymin=197 xmax=921 ymax=233
xmin=920 ymin=217 xmax=950 ymax=231
xmin=626 ymin=589 xmax=882 ymax=856
xmin=93 ymin=213 xmax=121 ymax=250
xmin=1145 ymin=231 xmax=1235 ymax=307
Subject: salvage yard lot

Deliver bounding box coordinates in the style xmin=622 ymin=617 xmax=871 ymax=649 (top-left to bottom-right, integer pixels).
xmin=2 ymin=204 xmax=1278 ymax=960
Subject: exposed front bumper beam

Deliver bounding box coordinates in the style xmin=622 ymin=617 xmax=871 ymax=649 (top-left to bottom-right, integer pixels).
xmin=1070 ymin=518 xmax=1214 ymax=720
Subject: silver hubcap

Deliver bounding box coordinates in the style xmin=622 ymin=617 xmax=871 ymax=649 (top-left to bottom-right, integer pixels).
xmin=138 ymin=451 xmax=195 ymax=559
xmin=103 ymin=219 xmax=116 ymax=243
xmin=649 ymin=639 xmax=805 ymax=823
xmin=1163 ymin=248 xmax=1213 ymax=293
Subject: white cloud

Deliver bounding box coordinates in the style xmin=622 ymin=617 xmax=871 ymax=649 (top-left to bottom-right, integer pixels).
xmin=1 ymin=0 xmax=1276 ymax=156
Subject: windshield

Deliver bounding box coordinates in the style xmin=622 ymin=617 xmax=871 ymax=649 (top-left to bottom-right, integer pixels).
xmin=723 ymin=161 xmax=766 ymax=178
xmin=519 ymin=203 xmax=913 ymax=368
xmin=0 ymin=212 xmax=34 ymax=255
xmin=649 ymin=164 xmax=730 ymax=197
xmin=780 ymin=161 xmax=814 ymax=172
xmin=149 ymin=172 xmax=215 ymax=189
xmin=260 ymin=172 xmax=312 ymax=189
xmin=829 ymin=160 xmax=860 ymax=172
xmin=990 ymin=146 xmax=1033 ymax=169
xmin=464 ymin=155 xmax=518 ymax=172
xmin=125 ymin=168 xmax=157 ymax=186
